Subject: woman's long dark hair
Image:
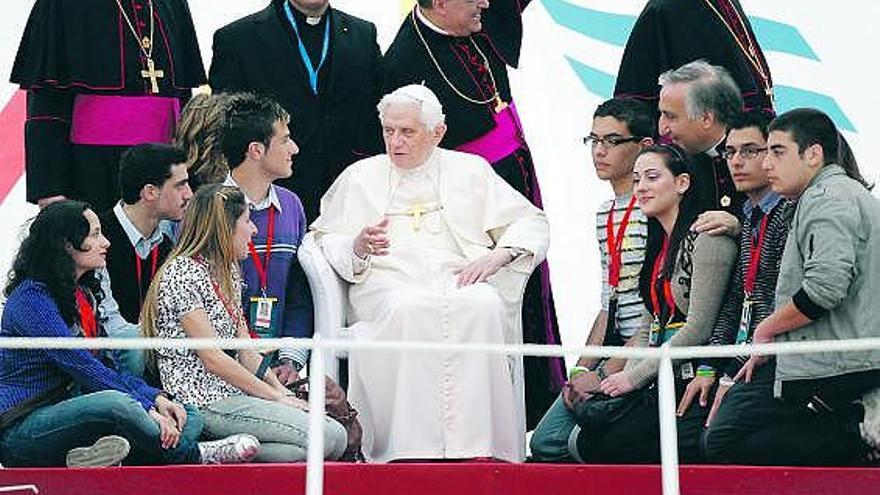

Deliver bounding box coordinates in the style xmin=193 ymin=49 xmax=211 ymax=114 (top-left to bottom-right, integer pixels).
xmin=4 ymin=201 xmax=103 ymax=326
xmin=636 ymin=145 xmax=707 ymax=316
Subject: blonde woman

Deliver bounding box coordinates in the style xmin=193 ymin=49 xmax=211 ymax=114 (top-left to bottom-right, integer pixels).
xmin=142 ymin=184 xmax=347 ymax=462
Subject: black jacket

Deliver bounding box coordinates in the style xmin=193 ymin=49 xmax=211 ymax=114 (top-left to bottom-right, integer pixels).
xmin=210 ymin=0 xmax=383 ymax=221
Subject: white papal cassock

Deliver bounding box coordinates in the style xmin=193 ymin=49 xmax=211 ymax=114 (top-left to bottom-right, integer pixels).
xmin=311 ymin=148 xmax=549 ymax=462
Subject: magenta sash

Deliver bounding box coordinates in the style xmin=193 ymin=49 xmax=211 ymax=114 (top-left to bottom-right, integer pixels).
xmin=70 ymin=95 xmax=180 ymax=146
xmin=456 ymin=102 xmax=525 ymax=164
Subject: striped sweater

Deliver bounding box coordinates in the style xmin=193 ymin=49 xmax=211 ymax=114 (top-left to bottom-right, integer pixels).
xmin=706 ymin=197 xmax=795 ymax=377
xmin=596 ymin=192 xmax=649 ymax=339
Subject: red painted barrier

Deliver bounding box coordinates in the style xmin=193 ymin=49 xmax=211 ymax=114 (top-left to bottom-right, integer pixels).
xmin=1 ymin=463 xmax=878 ymax=495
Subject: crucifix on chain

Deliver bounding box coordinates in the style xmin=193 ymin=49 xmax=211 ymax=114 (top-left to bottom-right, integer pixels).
xmin=141 ymin=58 xmax=164 ymax=94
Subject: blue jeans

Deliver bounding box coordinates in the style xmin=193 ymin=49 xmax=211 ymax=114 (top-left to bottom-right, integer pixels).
xmin=201 ymin=395 xmax=347 ymax=463
xmin=529 ymin=395 xmax=582 ymax=462
xmin=0 ymin=390 xmax=202 ymax=466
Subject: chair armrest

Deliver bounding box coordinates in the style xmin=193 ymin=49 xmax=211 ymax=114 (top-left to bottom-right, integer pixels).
xmin=298 ymin=232 xmax=351 ymax=379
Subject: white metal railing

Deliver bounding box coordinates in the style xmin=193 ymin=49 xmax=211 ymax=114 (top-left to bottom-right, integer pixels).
xmin=0 ymin=486 xmax=39 ymax=494
xmin=3 ymin=336 xmax=880 ymax=495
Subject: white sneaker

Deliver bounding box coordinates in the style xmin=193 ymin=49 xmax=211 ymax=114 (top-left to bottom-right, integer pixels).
xmin=199 ymin=434 xmax=260 ymax=464
xmin=66 ymin=435 xmax=131 ymax=467
xmin=860 ymin=388 xmax=880 ymax=450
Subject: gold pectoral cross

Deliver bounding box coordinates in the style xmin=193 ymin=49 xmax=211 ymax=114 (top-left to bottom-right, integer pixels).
xmin=408 ymin=204 xmax=426 ymax=231
xmin=493 ymin=94 xmax=508 ymax=114
xmin=141 ymin=58 xmax=164 ymax=94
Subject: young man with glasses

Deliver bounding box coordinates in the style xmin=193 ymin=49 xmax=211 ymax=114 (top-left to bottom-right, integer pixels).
xmin=530 ymin=98 xmax=654 ymax=462
xmin=674 ymin=110 xmax=795 ymax=451
xmin=702 ymin=108 xmax=880 ymax=465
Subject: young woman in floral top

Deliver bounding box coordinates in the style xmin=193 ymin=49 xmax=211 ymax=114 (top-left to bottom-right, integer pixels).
xmin=142 ymin=184 xmax=346 ymax=462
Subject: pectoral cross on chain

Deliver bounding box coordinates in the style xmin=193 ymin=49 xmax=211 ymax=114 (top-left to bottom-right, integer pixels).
xmin=141 ymin=58 xmax=164 ymax=94
xmin=408 ymin=204 xmax=426 ymax=231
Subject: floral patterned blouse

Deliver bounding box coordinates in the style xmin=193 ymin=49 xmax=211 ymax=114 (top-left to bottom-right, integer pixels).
xmin=154 ymin=256 xmax=245 ymax=408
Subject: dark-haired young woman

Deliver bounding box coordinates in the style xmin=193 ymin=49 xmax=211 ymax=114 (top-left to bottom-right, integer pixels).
xmin=572 ymin=145 xmax=738 ymax=463
xmin=0 ymin=201 xmax=258 ymax=467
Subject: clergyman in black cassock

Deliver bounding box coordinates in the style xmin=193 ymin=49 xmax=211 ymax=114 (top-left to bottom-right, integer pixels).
xmin=210 ymin=0 xmax=383 ymax=222
xmin=11 ymin=0 xmax=205 ymax=212
xmin=615 ymin=0 xmax=774 ymax=113
xmin=381 ymin=0 xmax=565 ymax=429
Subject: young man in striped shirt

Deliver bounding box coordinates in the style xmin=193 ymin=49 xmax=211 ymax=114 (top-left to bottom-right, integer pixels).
xmin=530 ymin=98 xmax=654 ymax=462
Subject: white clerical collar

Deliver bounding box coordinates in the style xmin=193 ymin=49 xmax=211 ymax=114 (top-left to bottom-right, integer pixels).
xmin=703 ymin=135 xmax=726 ymax=158
xmin=112 ymin=201 xmax=173 ymax=259
xmin=415 ymin=6 xmax=451 ymax=36
xmin=389 ymin=149 xmax=441 ymax=193
xmin=223 ymin=174 xmax=283 ymax=213
xmin=392 ymin=150 xmax=439 ymax=178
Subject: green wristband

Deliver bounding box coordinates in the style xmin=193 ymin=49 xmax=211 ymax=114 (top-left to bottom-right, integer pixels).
xmin=568 ymin=366 xmax=590 ymax=380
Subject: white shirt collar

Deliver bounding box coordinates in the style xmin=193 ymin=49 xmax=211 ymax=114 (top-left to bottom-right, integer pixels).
xmin=223 ymin=174 xmax=283 ymax=213
xmin=112 ymin=202 xmax=173 ymax=259
xmin=415 ymin=6 xmax=451 ymax=36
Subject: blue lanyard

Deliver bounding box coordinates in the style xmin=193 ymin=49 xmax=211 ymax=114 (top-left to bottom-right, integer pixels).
xmin=284 ymin=2 xmax=330 ymax=95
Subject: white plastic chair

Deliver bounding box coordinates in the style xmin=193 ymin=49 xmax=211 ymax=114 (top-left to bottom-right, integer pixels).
xmin=297 ymin=230 xmax=534 ymax=458
xmin=297 ymin=231 xmax=350 ymax=382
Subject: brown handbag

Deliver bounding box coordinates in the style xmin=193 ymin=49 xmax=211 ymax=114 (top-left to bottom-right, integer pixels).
xmin=288 ymin=377 xmax=365 ymax=462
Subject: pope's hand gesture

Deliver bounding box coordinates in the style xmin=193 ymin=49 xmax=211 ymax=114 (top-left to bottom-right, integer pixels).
xmin=353 ymin=217 xmax=390 ymax=258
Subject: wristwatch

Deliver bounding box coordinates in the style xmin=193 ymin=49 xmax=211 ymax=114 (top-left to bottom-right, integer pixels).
xmin=279 ymin=357 xmax=304 ymax=372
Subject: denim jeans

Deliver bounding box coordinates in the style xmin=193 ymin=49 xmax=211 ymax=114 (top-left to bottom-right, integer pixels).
xmin=703 ymin=361 xmax=866 ymax=465
xmin=529 ymin=395 xmax=581 ymax=462
xmin=201 ymin=395 xmax=347 ymax=463
xmin=0 ymin=390 xmax=202 ymax=466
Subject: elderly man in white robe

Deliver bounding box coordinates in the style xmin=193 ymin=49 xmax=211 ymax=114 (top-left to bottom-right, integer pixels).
xmin=311 ymin=85 xmax=549 ymax=463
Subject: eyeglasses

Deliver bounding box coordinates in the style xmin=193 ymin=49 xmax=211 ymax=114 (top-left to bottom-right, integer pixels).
xmin=583 ymin=135 xmax=642 ymax=148
xmin=721 ymin=146 xmax=768 ymax=160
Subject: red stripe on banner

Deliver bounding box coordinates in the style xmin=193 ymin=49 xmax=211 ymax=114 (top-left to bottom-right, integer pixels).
xmin=0 ymin=90 xmax=26 ymax=205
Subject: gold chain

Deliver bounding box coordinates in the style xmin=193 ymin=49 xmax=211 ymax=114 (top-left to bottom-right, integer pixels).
xmin=410 ymin=9 xmax=501 ymax=107
xmin=114 ymin=0 xmax=155 ymax=59
xmin=701 ymin=0 xmax=773 ymax=102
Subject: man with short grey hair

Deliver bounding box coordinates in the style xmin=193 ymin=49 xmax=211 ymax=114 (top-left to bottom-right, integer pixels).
xmin=312 ymin=84 xmax=548 ymax=462
xmin=658 ymin=59 xmax=746 ymax=213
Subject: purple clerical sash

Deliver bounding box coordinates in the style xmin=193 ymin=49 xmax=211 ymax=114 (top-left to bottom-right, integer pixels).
xmin=456 ymin=102 xmax=526 ymax=164
xmin=70 ymin=95 xmax=180 ymax=146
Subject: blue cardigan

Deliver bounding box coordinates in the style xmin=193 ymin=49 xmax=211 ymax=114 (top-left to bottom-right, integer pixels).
xmin=0 ymin=279 xmax=159 ymax=417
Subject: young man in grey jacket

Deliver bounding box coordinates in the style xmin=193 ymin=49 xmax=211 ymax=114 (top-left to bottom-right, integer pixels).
xmin=707 ymin=108 xmax=880 ymax=465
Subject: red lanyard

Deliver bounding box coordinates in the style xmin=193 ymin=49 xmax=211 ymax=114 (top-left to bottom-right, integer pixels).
xmin=606 ymin=195 xmax=638 ymax=289
xmin=743 ymin=211 xmax=770 ymax=295
xmin=135 ymin=245 xmax=159 ymax=303
xmin=75 ymin=287 xmax=98 ymax=339
xmin=193 ymin=255 xmax=249 ymax=334
xmin=209 ymin=277 xmax=247 ymax=331
xmin=649 ymin=235 xmax=675 ymax=320
xmin=247 ymin=206 xmax=275 ymax=294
